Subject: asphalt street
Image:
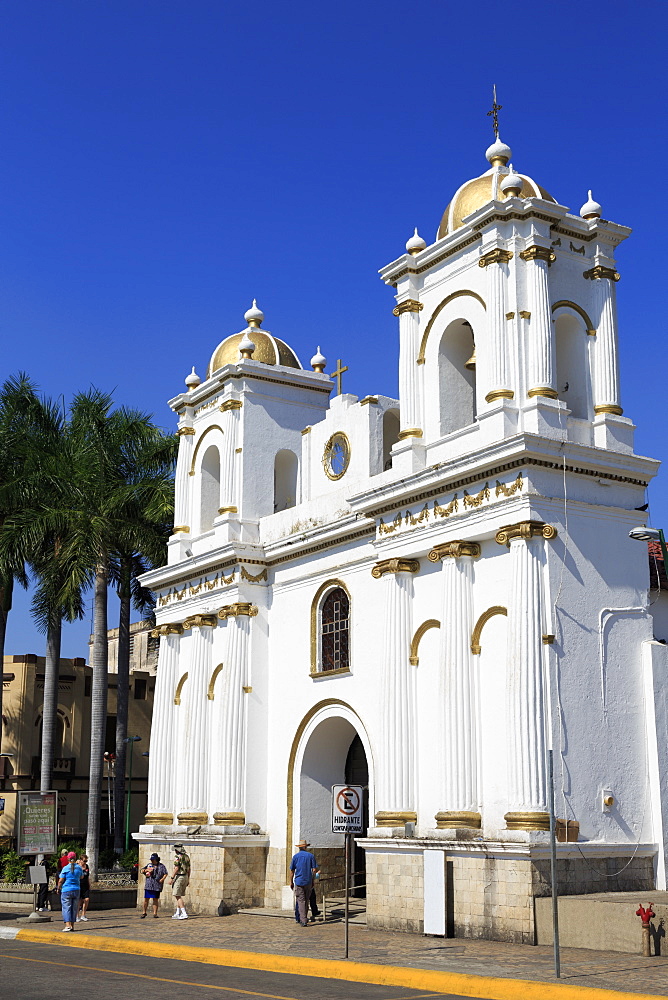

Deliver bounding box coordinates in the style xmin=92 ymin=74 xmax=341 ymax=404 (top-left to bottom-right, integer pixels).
xmin=0 ymin=939 xmax=485 ymax=1000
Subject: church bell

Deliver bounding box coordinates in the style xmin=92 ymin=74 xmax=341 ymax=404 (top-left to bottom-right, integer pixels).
xmin=465 ymin=344 xmax=476 ymax=370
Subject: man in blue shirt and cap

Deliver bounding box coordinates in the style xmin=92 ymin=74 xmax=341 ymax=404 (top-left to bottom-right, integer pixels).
xmin=290 ymin=839 xmax=318 ymax=927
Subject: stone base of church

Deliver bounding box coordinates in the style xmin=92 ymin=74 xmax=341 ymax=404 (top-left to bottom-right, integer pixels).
xmin=135 ymin=830 xmax=269 ymax=915
xmin=360 ymin=838 xmax=656 ymax=942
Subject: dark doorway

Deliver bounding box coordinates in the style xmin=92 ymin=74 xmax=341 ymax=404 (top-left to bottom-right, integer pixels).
xmin=345 ymin=734 xmax=369 ymax=893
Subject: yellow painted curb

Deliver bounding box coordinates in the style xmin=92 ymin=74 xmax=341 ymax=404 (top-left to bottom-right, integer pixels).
xmin=13 ymin=928 xmax=656 ymax=1000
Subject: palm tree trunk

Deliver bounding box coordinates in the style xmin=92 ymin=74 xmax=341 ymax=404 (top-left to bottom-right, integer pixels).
xmin=40 ymin=619 xmax=61 ymax=791
xmin=0 ymin=578 xmax=11 ymax=754
xmin=113 ymin=559 xmax=131 ymax=853
xmin=86 ymin=560 xmax=108 ymax=880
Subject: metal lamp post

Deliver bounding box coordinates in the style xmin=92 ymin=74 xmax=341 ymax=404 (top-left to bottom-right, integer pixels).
xmin=629 ymin=525 xmax=668 ymax=565
xmin=123 ymin=736 xmax=142 ymax=852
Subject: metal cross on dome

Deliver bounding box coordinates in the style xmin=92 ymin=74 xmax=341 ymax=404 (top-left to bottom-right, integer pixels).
xmin=332 ymin=358 xmax=348 ymax=396
xmin=487 ymin=84 xmax=502 ymax=139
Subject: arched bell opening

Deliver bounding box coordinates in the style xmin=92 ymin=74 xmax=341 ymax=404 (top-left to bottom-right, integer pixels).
xmin=382 ymin=408 xmax=400 ymax=470
xmin=438 ymin=319 xmax=477 ymax=436
xmin=554 ymin=313 xmax=591 ymax=420
xmin=274 ymin=449 xmax=299 ymax=512
xmin=199 ymin=444 xmax=221 ymax=533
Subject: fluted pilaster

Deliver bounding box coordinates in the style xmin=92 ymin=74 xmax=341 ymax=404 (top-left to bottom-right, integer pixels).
xmin=145 ymin=632 xmax=181 ymax=823
xmin=428 ymin=541 xmax=481 ymax=828
xmin=373 ymin=560 xmax=418 ymax=826
xmin=210 ymin=610 xmax=253 ymax=825
xmin=173 ymin=427 xmax=195 ymax=533
xmin=521 ymin=247 xmax=557 ymax=399
xmin=219 ymin=399 xmax=242 ymax=512
xmin=394 ymin=299 xmax=423 ymax=439
xmin=589 ymin=267 xmax=623 ymax=416
xmin=496 ymin=521 xmax=555 ymax=830
xmin=176 ymin=621 xmax=215 ymax=824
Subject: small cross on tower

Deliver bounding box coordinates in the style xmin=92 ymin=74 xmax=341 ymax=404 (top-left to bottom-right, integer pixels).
xmin=332 ymin=358 xmax=348 ymax=396
xmin=487 ymin=84 xmax=502 ymax=139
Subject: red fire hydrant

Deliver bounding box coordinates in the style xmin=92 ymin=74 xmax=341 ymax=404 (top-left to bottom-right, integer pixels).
xmin=636 ymin=904 xmax=655 ymax=957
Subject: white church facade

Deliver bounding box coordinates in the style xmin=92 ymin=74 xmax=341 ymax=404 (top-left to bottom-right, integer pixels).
xmin=137 ymin=132 xmax=668 ymax=941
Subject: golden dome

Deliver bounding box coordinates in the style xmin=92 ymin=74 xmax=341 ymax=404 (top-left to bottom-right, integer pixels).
xmin=437 ymin=170 xmax=555 ymax=240
xmin=208 ymin=331 xmax=302 ymax=376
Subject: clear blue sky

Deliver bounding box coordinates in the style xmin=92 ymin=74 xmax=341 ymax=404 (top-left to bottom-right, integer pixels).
xmin=1 ymin=0 xmax=666 ymax=657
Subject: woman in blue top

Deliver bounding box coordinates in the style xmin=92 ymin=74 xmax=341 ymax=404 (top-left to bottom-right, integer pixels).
xmin=57 ymin=852 xmax=83 ymax=931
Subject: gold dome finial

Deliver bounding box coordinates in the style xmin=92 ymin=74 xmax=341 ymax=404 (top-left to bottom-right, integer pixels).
xmin=238 ymin=331 xmax=256 ymax=360
xmin=185 ymin=366 xmax=201 ymax=391
xmin=244 ymin=299 xmax=264 ymax=329
xmin=311 ymin=347 xmax=327 ymax=373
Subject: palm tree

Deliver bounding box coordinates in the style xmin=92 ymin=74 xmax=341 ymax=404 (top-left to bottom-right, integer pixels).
xmin=63 ymin=391 xmax=175 ymax=877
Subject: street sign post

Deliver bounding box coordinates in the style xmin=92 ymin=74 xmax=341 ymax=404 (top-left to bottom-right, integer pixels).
xmin=17 ymin=791 xmax=58 ymax=856
xmin=331 ymin=784 xmax=364 ymax=958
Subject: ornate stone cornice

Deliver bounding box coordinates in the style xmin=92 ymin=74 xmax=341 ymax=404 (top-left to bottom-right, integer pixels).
xmin=149 ymin=623 xmax=184 ymax=638
xmin=392 ymin=299 xmax=423 ymax=316
xmin=478 ymin=248 xmax=513 ymax=268
xmin=220 ymin=399 xmax=243 ymax=411
xmin=427 ymin=541 xmax=480 ymax=562
xmin=583 ymin=265 xmax=620 ymax=282
xmin=371 ymin=558 xmax=420 ymax=579
xmin=495 ymin=520 xmax=558 ymax=546
xmin=218 ymin=602 xmax=258 ymax=619
xmin=176 ymin=427 xmax=195 ymax=436
xmin=520 ymin=245 xmax=556 ymax=265
xmin=182 ymin=613 xmax=218 ymax=630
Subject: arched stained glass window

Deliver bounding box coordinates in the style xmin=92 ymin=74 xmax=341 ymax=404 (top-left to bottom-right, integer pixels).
xmin=320 ymin=587 xmax=350 ymax=672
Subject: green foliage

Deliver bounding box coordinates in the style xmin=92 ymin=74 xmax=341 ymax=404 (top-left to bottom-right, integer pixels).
xmin=119 ymin=848 xmax=138 ymax=870
xmin=98 ymin=848 xmax=116 ymax=870
xmin=0 ymin=850 xmax=26 ymax=883
xmin=57 ymin=838 xmax=83 ymax=857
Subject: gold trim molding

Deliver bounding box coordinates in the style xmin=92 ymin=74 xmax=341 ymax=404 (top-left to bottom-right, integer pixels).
xmin=505 ymin=811 xmax=550 ymax=831
xmin=471 ymin=606 xmax=507 ymax=654
xmin=505 ymin=311 xmax=515 ymax=319
xmin=393 ymin=299 xmax=423 ymax=316
xmin=189 ymin=424 xmax=224 ymax=475
xmin=398 ymin=428 xmax=423 ymax=440
xmin=371 ymin=558 xmax=420 ymax=578
xmin=177 ymin=811 xmax=209 ymax=825
xmin=542 ymin=634 xmax=555 ymax=645
xmin=551 ymin=299 xmax=596 ymax=335
xmin=417 ymin=289 xmax=486 ymax=364
xmin=213 ymin=812 xmax=245 ymax=826
xmin=144 ymin=812 xmax=173 ymax=824
xmin=435 ymin=811 xmax=481 ymax=829
xmin=519 ymin=310 xmax=531 ymax=319
xmin=520 ymin=245 xmax=556 ymax=265
xmin=218 ymin=506 xmax=238 ymax=514
xmin=207 ymin=663 xmax=224 ymax=700
xmin=594 ymin=404 xmax=624 ymax=416
xmin=527 ymin=387 xmax=559 ymax=399
xmin=150 ymin=623 xmax=184 ymax=638
xmin=360 ymin=396 xmax=379 ymax=406
xmin=172 ymin=526 xmax=190 ymax=534
xmin=177 ymin=427 xmax=195 ymax=436
xmin=410 ymin=619 xmax=440 ymax=666
xmin=322 ymin=432 xmax=351 ymax=481
xmin=428 ymin=541 xmax=480 ymax=562
xmin=310 ymin=579 xmax=351 ymax=675
xmin=220 ymin=399 xmax=242 ymax=411
xmin=182 ymin=614 xmax=218 ymax=629
xmin=174 ymin=672 xmax=189 ymax=706
xmin=495 ymin=521 xmax=557 ymax=547
xmin=374 ymin=811 xmax=417 ymax=827
xmin=485 ymin=389 xmax=514 ymax=403
xmin=478 ymin=248 xmax=513 ymax=267
xmin=583 ymin=265 xmax=620 ymax=282
xmin=218 ymin=602 xmax=258 ymax=619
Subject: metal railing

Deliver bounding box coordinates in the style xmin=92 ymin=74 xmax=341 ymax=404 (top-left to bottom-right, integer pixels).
xmin=318 ymin=870 xmax=366 ymax=922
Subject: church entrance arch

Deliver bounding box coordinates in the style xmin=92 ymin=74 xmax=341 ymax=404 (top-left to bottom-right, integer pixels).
xmin=289 ymin=701 xmax=373 ymax=894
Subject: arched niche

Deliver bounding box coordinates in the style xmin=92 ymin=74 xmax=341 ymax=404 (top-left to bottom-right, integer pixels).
xmin=438 ymin=319 xmax=477 ymax=435
xmin=200 ymin=444 xmax=221 ymax=533
xmin=274 ymin=449 xmax=299 ymax=512
xmin=553 ymin=311 xmax=590 ymax=420
xmin=382 ymin=409 xmax=400 ymax=470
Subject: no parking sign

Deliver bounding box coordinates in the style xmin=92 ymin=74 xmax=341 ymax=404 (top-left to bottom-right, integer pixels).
xmin=331 ymin=784 xmax=363 ymax=834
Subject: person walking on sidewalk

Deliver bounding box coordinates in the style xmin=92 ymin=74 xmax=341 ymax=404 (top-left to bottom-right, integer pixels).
xmin=77 ymin=855 xmax=91 ymax=922
xmin=290 ymin=840 xmax=318 ymax=927
xmin=57 ymin=852 xmax=83 ymax=932
xmin=141 ymin=853 xmax=168 ymax=918
xmin=169 ymin=844 xmax=191 ymax=919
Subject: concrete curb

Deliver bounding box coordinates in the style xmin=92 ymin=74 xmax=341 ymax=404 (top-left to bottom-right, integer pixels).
xmin=5 ymin=926 xmax=660 ymax=1000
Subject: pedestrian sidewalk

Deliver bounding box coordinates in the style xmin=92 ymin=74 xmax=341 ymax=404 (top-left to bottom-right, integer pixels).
xmin=1 ymin=903 xmax=667 ymax=999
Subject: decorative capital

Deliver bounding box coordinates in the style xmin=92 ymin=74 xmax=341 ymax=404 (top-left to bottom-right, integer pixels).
xmin=583 ymin=265 xmax=620 ymax=282
xmin=495 ymin=520 xmax=558 ymax=546
xmin=393 ymin=299 xmax=423 ymax=316
xmin=428 ymin=540 xmax=481 ymax=562
xmin=182 ymin=613 xmax=218 ymax=630
xmin=176 ymin=426 xmax=195 ymax=436
xmin=371 ymin=558 xmax=420 ymax=579
xmin=149 ymin=623 xmax=184 ymax=638
xmin=478 ymin=248 xmax=513 ymax=268
xmin=220 ymin=399 xmax=243 ymax=412
xmin=518 ymin=310 xmax=531 ymax=319
xmin=519 ymin=245 xmax=556 ymax=266
xmin=218 ymin=602 xmax=258 ymax=619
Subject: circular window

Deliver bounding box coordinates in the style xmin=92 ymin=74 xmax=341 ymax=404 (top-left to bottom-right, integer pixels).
xmin=323 ymin=433 xmax=350 ymax=481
